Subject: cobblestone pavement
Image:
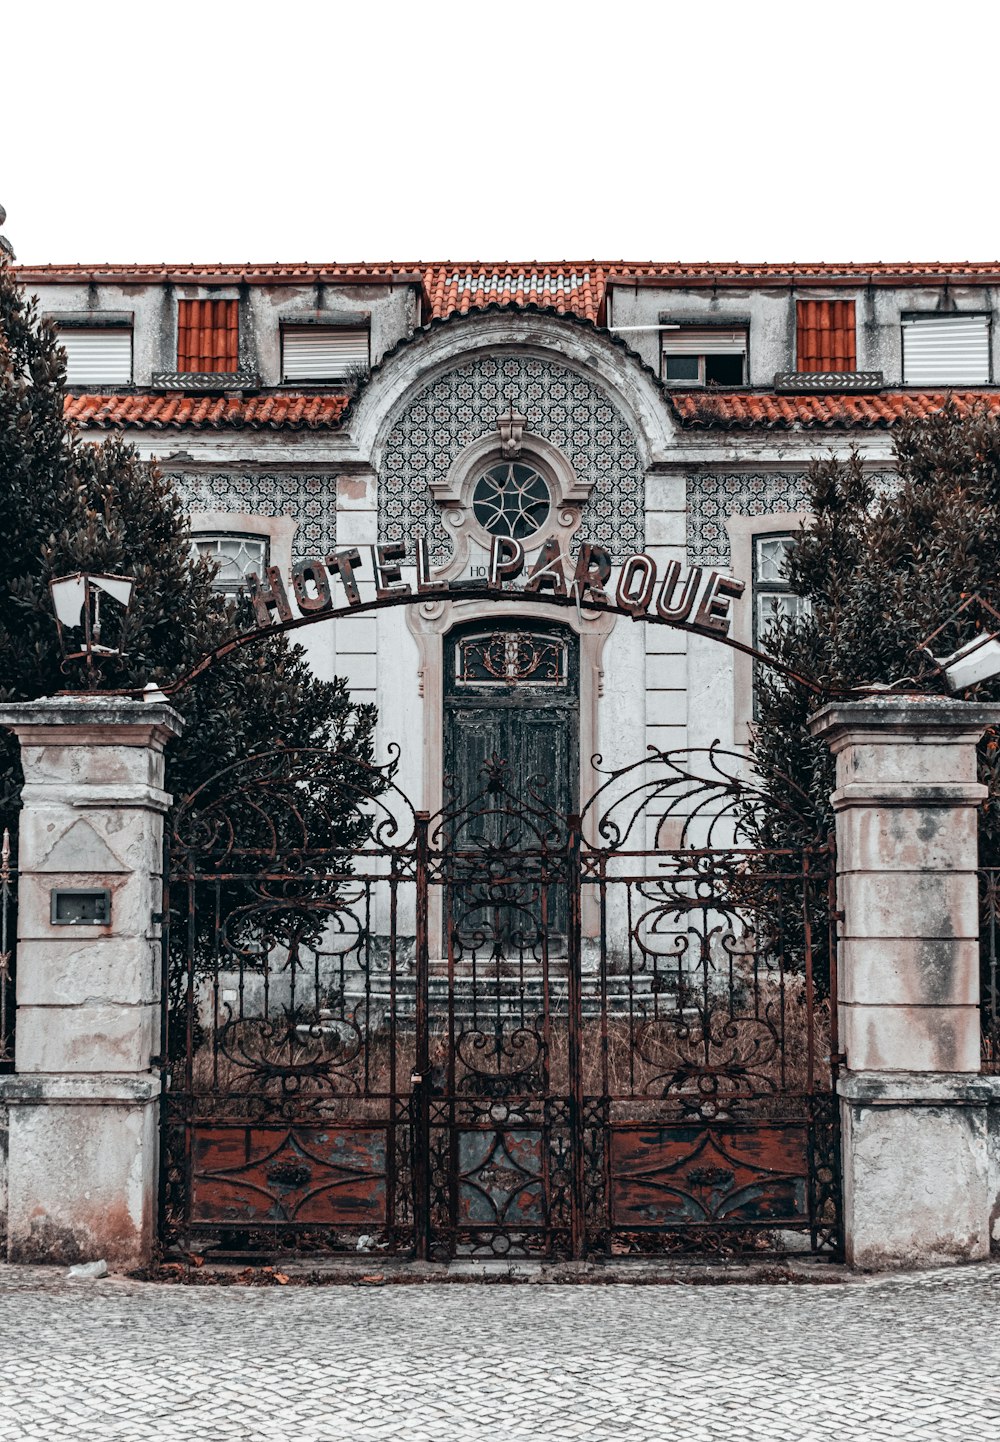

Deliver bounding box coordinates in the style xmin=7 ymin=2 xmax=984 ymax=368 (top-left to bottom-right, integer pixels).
xmin=1 ymin=1263 xmax=999 ymax=1441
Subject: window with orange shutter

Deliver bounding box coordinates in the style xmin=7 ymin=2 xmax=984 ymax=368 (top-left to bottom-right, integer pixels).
xmin=795 ymin=299 xmax=856 ymax=372
xmin=177 ymin=299 xmax=239 ymax=373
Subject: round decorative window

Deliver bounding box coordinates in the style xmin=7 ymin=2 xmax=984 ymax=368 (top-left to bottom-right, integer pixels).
xmin=472 ymin=462 xmax=551 ymax=541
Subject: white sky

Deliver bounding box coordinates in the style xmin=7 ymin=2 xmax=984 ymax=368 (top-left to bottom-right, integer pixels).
xmin=5 ymin=0 xmax=999 ymax=267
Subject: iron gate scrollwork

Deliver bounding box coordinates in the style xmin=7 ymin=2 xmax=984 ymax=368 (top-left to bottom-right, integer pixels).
xmin=162 ymin=745 xmax=841 ymax=1260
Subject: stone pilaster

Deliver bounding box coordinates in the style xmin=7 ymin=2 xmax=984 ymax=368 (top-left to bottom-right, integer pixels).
xmin=810 ymin=696 xmax=1000 ymax=1269
xmin=0 ymin=697 xmax=182 ymax=1266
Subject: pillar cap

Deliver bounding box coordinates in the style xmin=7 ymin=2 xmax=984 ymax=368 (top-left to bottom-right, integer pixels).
xmin=809 ymin=694 xmax=1000 ymax=744
xmin=0 ymin=695 xmax=183 ymax=745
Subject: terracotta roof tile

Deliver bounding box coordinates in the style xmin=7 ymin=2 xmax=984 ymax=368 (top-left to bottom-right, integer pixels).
xmin=63 ymin=391 xmax=350 ymax=431
xmin=63 ymin=385 xmax=1000 ymax=436
xmin=421 ymin=266 xmax=609 ymax=322
xmin=20 ymin=259 xmax=1000 ymax=326
xmin=668 ymin=390 xmax=1000 ymax=430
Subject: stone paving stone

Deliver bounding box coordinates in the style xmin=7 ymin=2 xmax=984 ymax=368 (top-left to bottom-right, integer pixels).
xmin=0 ymin=1264 xmax=998 ymax=1440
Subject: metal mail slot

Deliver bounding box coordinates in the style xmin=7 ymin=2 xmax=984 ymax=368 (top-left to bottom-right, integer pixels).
xmin=50 ymin=888 xmax=111 ymax=926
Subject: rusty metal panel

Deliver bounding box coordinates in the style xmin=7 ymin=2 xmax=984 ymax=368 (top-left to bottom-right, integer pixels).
xmin=456 ymin=1128 xmax=545 ymax=1226
xmin=190 ymin=1126 xmax=387 ymax=1226
xmin=609 ymin=1124 xmax=809 ymax=1228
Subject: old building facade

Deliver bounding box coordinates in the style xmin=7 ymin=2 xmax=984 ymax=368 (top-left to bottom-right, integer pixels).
xmin=17 ymin=259 xmax=1000 ymax=814
xmin=4 ymin=259 xmax=1000 ymax=1270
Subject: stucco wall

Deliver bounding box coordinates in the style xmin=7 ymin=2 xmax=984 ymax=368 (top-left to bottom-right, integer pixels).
xmin=29 ymin=279 xmax=419 ymax=384
xmin=989 ymin=1099 xmax=1000 ymax=1247
xmin=607 ymin=282 xmax=1000 ymax=385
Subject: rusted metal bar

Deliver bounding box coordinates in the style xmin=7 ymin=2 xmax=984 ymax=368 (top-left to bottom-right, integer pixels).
xmin=565 ymin=812 xmax=586 ymax=1259
xmin=412 ymin=812 xmax=431 ymax=1260
xmin=0 ymin=828 xmax=15 ymax=1071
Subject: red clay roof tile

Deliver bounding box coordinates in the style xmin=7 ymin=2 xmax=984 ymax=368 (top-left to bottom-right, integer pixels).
xmin=65 ymin=387 xmax=1000 ymax=436
xmin=63 ymin=391 xmax=350 ymax=431
xmin=20 ymin=260 xmax=1000 ymax=325
xmin=668 ymin=390 xmax=1000 ymax=430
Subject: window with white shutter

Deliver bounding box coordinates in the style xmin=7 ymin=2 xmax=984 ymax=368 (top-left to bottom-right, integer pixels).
xmin=56 ymin=328 xmax=133 ymax=385
xmin=902 ymin=315 xmax=990 ymax=386
xmin=281 ymin=326 xmax=370 ymax=381
xmin=661 ymin=327 xmax=747 ymax=385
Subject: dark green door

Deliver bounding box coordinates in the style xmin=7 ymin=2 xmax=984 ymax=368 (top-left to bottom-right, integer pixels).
xmin=444 ymin=620 xmax=579 ymax=832
xmin=443 ymin=620 xmax=579 ymax=950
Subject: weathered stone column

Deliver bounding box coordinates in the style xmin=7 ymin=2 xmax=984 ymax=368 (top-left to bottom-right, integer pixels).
xmin=809 ymin=696 xmax=999 ymax=1269
xmin=0 ymin=697 xmax=182 ymax=1266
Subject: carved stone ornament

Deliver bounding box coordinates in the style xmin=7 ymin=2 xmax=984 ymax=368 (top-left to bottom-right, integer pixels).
xmin=498 ymin=408 xmax=527 ymax=457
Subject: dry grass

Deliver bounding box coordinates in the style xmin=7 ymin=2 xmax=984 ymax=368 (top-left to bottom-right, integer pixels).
xmin=179 ymin=973 xmax=832 ymax=1121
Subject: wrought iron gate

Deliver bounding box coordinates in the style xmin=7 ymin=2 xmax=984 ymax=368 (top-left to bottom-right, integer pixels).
xmin=161 ymin=746 xmax=841 ymax=1260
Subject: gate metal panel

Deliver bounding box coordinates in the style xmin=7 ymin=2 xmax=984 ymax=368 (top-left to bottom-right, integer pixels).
xmin=162 ymin=745 xmax=841 ymax=1261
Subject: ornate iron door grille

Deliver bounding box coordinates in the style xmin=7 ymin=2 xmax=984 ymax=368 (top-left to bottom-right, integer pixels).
xmin=161 ymin=746 xmax=841 ymax=1262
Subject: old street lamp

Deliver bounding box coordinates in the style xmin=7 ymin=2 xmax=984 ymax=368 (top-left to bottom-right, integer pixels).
xmin=49 ymin=573 xmax=135 ymax=679
xmin=919 ymin=595 xmax=1000 ymax=692
xmin=931 ymin=631 xmax=1000 ymax=691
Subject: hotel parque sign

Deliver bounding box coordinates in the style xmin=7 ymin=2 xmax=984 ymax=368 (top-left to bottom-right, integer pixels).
xmin=245 ymin=534 xmax=746 ymax=637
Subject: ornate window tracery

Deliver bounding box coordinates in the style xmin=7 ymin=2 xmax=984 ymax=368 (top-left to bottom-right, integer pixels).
xmin=471 ymin=462 xmax=551 ymax=541
xmin=456 ymin=630 xmax=568 ymax=687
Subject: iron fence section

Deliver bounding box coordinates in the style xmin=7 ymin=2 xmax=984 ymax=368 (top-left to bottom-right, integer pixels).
xmin=162 ymin=746 xmax=841 ymax=1262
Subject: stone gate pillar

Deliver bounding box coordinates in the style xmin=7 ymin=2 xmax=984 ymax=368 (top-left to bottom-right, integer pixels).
xmin=810 ymin=696 xmax=999 ymax=1269
xmin=0 ymin=697 xmax=182 ymax=1266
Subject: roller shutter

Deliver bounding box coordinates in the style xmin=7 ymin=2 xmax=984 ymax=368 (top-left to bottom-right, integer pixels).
xmin=57 ymin=328 xmax=132 ymax=385
xmin=282 ymin=327 xmax=369 ymax=380
xmin=902 ymin=315 xmax=990 ymax=385
xmin=661 ymin=328 xmax=747 ymax=356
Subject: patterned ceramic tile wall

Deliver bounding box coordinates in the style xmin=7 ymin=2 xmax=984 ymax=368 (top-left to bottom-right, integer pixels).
xmin=686 ymin=470 xmax=895 ymax=567
xmin=379 ymin=355 xmax=644 ymax=564
xmin=165 ymin=471 xmax=337 ymax=561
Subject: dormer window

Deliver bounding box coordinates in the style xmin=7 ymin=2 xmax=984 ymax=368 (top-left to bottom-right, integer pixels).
xmin=796 ymin=299 xmax=856 ymax=372
xmin=281 ymin=325 xmax=369 ymax=382
xmin=661 ymin=326 xmax=747 ymax=386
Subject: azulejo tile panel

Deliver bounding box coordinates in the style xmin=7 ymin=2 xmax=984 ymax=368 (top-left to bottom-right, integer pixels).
xmin=379 ymin=355 xmax=644 ymax=565
xmin=687 ymin=470 xmax=895 ymax=567
xmin=165 ymin=471 xmax=337 ymax=561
